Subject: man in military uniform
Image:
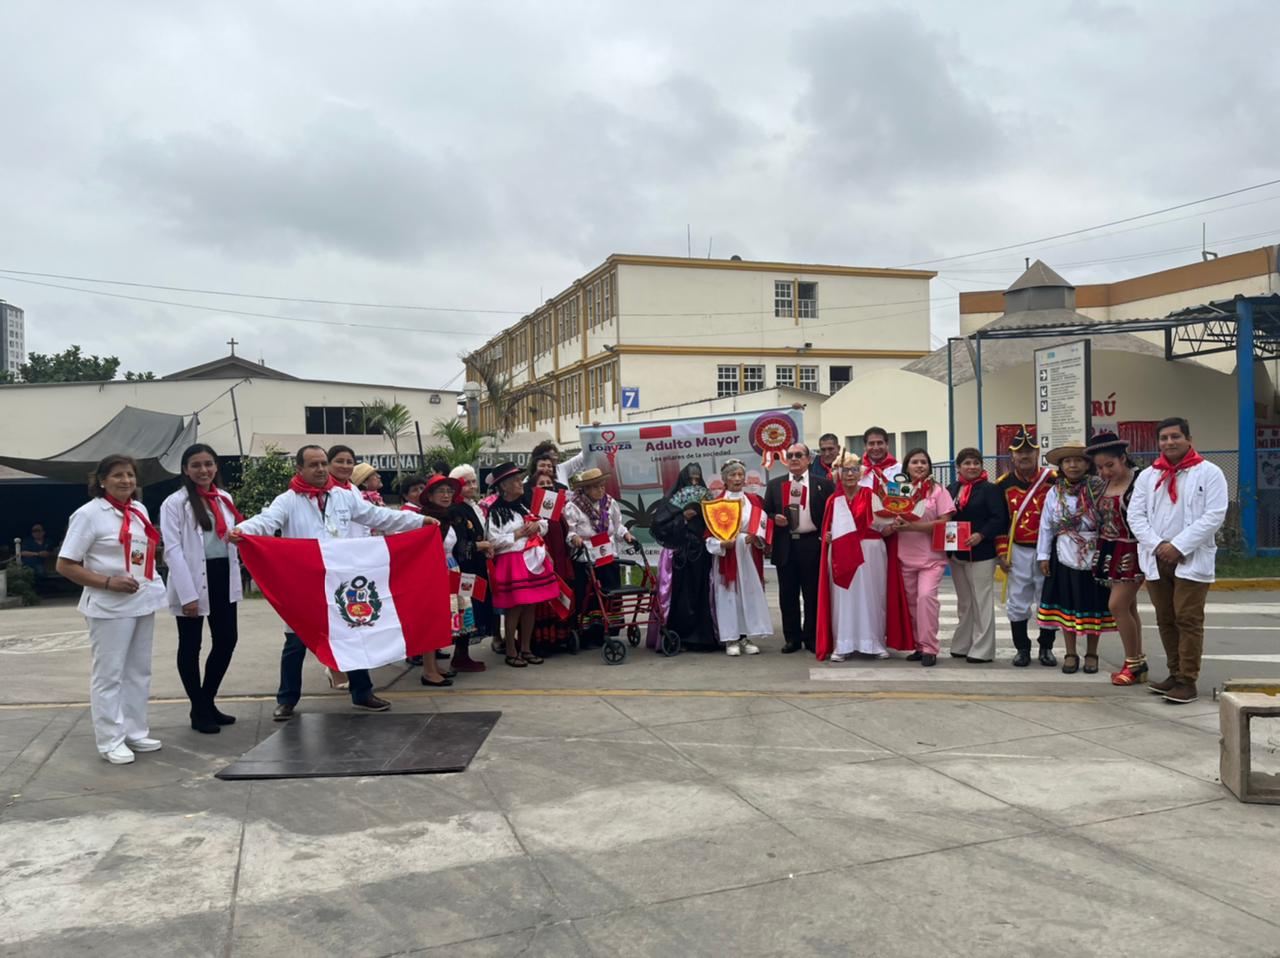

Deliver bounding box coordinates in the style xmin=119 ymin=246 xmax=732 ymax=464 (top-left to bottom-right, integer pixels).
xmin=995 ymin=426 xmax=1058 ymax=667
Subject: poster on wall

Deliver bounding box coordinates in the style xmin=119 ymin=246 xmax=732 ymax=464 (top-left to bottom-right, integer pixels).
xmin=575 ymin=407 xmax=804 ymax=542
xmin=1034 ymin=340 xmax=1091 ymax=453
xmin=1258 ymin=425 xmax=1280 ymax=490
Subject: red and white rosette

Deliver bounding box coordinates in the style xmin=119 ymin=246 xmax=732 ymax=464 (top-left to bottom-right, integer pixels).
xmin=749 ymin=413 xmax=797 ymax=470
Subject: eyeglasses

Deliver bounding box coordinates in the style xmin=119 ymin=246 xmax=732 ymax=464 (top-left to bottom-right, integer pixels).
xmin=785 ymin=452 xmax=807 ymax=460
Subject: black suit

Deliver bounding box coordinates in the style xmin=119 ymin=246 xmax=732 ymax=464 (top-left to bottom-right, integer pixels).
xmin=763 ymin=472 xmax=835 ymax=651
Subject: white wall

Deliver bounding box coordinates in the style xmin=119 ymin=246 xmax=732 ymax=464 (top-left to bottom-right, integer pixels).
xmin=816 ymin=368 xmax=949 ymax=457
xmin=0 ymin=378 xmax=460 ymax=458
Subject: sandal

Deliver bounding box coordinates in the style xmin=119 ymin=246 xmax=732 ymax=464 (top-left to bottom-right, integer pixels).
xmin=521 ymin=652 xmax=544 ymax=665
xmin=504 ymin=655 xmax=527 ymax=668
xmin=1061 ymin=654 xmax=1080 ymax=674
xmin=1082 ymin=654 xmax=1099 ymax=674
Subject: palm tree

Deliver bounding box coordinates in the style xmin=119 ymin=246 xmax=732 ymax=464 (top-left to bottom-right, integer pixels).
xmin=466 ymin=351 xmax=557 ymax=438
xmin=426 ymin=419 xmax=491 ymax=469
xmin=361 ymin=399 xmax=414 ymax=469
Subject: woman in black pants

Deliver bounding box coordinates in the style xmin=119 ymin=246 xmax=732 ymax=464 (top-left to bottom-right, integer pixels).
xmin=159 ymin=444 xmax=244 ymax=733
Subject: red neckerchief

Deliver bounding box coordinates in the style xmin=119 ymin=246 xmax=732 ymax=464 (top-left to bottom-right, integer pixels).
xmin=400 ymin=501 xmax=422 ymax=513
xmin=910 ymin=476 xmax=933 ymax=503
xmin=288 ymin=474 xmax=335 ymax=510
xmin=329 ymin=477 xmax=354 ymax=491
xmin=956 ymin=470 xmax=990 ymax=510
xmin=864 ymin=454 xmax=898 ymax=485
xmin=194 ymin=486 xmax=245 ymax=540
xmin=1152 ymin=448 xmax=1205 ymax=503
xmin=361 ymin=490 xmax=384 ymax=507
xmin=104 ymin=495 xmax=161 ymax=579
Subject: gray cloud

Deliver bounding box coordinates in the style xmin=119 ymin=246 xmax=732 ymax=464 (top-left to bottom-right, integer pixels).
xmin=102 ymin=105 xmax=492 ymax=262
xmin=792 ymin=9 xmax=1006 ymax=184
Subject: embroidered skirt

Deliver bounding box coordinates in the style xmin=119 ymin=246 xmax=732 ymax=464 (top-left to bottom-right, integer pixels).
xmin=1038 ymin=552 xmax=1116 ymax=636
xmin=490 ymin=552 xmax=560 ymax=607
xmin=1093 ymin=537 xmax=1143 ymax=584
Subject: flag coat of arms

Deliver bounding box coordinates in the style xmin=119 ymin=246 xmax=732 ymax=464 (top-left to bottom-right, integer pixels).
xmin=530 ymin=487 xmax=565 ymax=522
xmin=237 ymin=525 xmax=452 ymax=671
xmin=586 ymin=532 xmax=617 ymax=567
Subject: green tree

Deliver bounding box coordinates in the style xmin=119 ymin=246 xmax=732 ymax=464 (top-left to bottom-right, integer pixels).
xmin=466 ymin=351 xmax=556 ymax=438
xmin=0 ymin=345 xmax=156 ymax=383
xmin=362 ymin=399 xmax=415 ymax=472
xmin=230 ymin=444 xmax=295 ymax=518
xmin=423 ymin=419 xmax=491 ymax=470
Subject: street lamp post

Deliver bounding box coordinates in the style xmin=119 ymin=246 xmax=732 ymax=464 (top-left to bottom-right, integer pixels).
xmin=463 ymin=380 xmax=481 ymax=433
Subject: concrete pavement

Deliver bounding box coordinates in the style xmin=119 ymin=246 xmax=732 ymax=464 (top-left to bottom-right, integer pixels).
xmin=2 ymin=582 xmax=1279 ymax=956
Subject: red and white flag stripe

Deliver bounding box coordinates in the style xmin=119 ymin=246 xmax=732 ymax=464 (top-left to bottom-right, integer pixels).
xmin=237 ymin=525 xmax=451 ymax=671
xmin=530 ymin=487 xmax=565 ymax=522
xmin=586 ymin=532 xmax=617 ymax=567
xmin=746 ymin=500 xmax=774 ymax=545
xmin=552 ymin=575 xmax=575 ymax=621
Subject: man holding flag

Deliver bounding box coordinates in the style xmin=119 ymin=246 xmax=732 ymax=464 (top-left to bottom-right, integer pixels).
xmin=230 ymin=445 xmax=439 ymax=719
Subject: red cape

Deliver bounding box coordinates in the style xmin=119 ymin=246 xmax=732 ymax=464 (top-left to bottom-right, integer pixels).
xmin=815 ymin=489 xmax=917 ymax=661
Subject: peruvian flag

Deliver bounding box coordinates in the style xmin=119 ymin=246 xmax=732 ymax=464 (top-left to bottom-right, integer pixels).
xmin=551 ymin=574 xmax=575 ymax=621
xmin=237 ymin=525 xmax=452 ymax=671
xmin=530 ymin=487 xmax=565 ymax=522
xmin=448 ymin=569 xmax=489 ymax=602
xmin=586 ymin=532 xmax=617 ymax=567
xmin=746 ymin=499 xmax=774 ymax=546
xmin=827 ymin=494 xmax=865 ymax=589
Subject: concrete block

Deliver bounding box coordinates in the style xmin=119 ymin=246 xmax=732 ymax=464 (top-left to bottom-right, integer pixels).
xmin=1219 ymin=691 xmax=1280 ymax=805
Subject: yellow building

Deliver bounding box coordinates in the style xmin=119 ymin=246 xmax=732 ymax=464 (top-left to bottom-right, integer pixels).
xmin=463 ymin=253 xmax=935 ymax=448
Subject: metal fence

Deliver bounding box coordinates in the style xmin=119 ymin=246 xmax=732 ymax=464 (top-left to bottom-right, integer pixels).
xmin=928 ymin=449 xmax=1268 ymax=549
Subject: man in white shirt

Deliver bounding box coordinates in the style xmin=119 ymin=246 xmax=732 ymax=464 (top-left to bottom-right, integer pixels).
xmin=764 ymin=443 xmax=835 ymax=653
xmin=232 ymin=445 xmax=436 ymax=719
xmin=1127 ymin=417 xmax=1228 ymax=704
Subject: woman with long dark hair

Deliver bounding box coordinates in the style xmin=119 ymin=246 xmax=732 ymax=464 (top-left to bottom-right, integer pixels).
xmin=159 ymin=444 xmax=245 ymax=733
xmin=56 ymin=454 xmax=168 ymax=764
xmin=647 ymin=463 xmax=717 ymax=651
xmin=891 ymin=448 xmax=955 ymax=667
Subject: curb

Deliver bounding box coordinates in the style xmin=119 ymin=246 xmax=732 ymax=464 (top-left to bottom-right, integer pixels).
xmin=1211 ymin=578 xmax=1280 ymax=592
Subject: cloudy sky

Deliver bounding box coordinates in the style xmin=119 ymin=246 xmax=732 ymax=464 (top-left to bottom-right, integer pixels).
xmin=1 ymin=0 xmax=1277 ymax=387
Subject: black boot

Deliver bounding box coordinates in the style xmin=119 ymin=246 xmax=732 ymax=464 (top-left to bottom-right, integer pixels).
xmin=1037 ymin=629 xmax=1058 ymax=667
xmin=189 ymin=699 xmax=220 ymax=734
xmin=1011 ymin=620 xmax=1031 ymax=667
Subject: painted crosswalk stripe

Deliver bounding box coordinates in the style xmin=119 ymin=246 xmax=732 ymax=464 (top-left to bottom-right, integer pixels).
xmin=809 ymin=667 xmax=1113 ymax=684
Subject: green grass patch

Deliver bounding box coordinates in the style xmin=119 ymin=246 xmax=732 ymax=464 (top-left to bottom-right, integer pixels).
xmin=1217 ymin=555 xmax=1280 ymax=578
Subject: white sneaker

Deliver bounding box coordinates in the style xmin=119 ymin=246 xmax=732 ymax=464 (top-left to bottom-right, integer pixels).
xmin=725 ymin=641 xmax=742 ymax=656
xmin=101 ymin=743 xmax=135 ymax=765
xmin=830 ymin=653 xmax=849 ymax=663
xmin=739 ymin=638 xmax=760 ymax=655
xmin=125 ymin=737 xmax=162 ymax=752
xmin=875 ymin=652 xmax=891 ymax=660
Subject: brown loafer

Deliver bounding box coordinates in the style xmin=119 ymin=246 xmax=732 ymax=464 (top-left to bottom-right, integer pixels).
xmin=1162 ymin=682 xmax=1198 ymax=704
xmin=352 ymin=695 xmax=392 ymax=712
xmin=272 ymin=703 xmax=295 ymax=721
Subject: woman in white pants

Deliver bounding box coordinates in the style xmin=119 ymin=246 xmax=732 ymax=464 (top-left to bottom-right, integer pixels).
xmin=57 ymin=454 xmax=168 ymax=765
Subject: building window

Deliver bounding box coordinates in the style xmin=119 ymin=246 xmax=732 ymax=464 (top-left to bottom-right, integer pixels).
xmin=742 ymin=365 xmax=765 ymax=393
xmin=829 ymin=365 xmax=852 ymax=392
xmin=902 ymin=431 xmax=927 ymax=455
xmin=586 ymin=286 xmax=595 ymax=327
xmin=717 ymin=364 xmax=739 ymax=398
xmin=774 ymin=280 xmax=793 ymax=318
xmin=775 ymin=365 xmax=795 ymax=389
xmin=798 ymin=365 xmax=819 ymax=392
xmin=595 ymin=283 xmax=604 ymax=328
xmin=797 ymin=282 xmax=818 ymax=318
xmin=603 ymin=274 xmax=612 ymax=321
xmin=305 ymin=406 xmax=381 ymax=435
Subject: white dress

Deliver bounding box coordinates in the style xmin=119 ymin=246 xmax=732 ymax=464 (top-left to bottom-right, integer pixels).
xmin=705 ymin=491 xmax=772 ymax=643
xmin=826 ymin=494 xmax=889 ymax=656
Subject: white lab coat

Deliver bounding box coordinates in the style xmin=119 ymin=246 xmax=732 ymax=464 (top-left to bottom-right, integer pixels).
xmin=237 ymin=486 xmax=426 ymax=540
xmin=159 ymin=489 xmax=244 ymax=615
xmin=1127 ymin=459 xmax=1228 ymax=583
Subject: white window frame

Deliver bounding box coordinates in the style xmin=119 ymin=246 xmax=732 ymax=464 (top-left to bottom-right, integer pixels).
xmin=774 ymin=280 xmax=793 ymax=318
xmin=717 ymin=364 xmax=740 ymax=398
xmin=742 ymin=364 xmax=765 ymax=393
xmin=775 ymin=364 xmax=795 ymax=389
xmin=798 ymin=365 xmax=819 ymax=392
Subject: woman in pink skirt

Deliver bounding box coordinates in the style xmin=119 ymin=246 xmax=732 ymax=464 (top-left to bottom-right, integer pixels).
xmin=890 ymin=448 xmax=955 ymax=667
xmin=484 ymin=462 xmax=561 ymax=667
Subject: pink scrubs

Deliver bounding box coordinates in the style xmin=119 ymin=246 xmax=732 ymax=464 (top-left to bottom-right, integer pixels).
xmin=894 ymin=483 xmax=955 ymax=654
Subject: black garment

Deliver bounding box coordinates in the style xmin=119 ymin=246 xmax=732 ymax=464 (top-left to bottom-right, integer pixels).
xmin=449 ymin=501 xmax=493 ymax=637
xmin=175 ymin=557 xmax=239 ymax=718
xmin=762 ymin=473 xmax=833 ymax=650
xmin=650 ymin=496 xmax=718 ymax=650
xmin=945 ymin=479 xmax=1008 ymax=563
xmin=762 ymin=473 xmax=835 ymax=568
xmin=809 ymin=460 xmax=834 ymax=483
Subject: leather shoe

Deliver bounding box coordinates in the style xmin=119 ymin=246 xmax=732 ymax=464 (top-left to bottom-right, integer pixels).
xmin=966 ymin=656 xmax=993 ymax=664
xmin=906 ymin=651 xmax=922 ymax=661
xmin=1012 ymin=649 xmax=1031 ymax=667
xmin=781 ymin=641 xmax=803 ymax=654
xmin=272 ymin=703 xmax=295 ymax=721
xmin=421 ymin=676 xmax=454 ymax=687
xmin=1038 ymin=647 xmax=1058 ymax=667
xmin=352 ymin=695 xmax=392 ymax=712
xmin=921 ymin=653 xmax=937 ymax=667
